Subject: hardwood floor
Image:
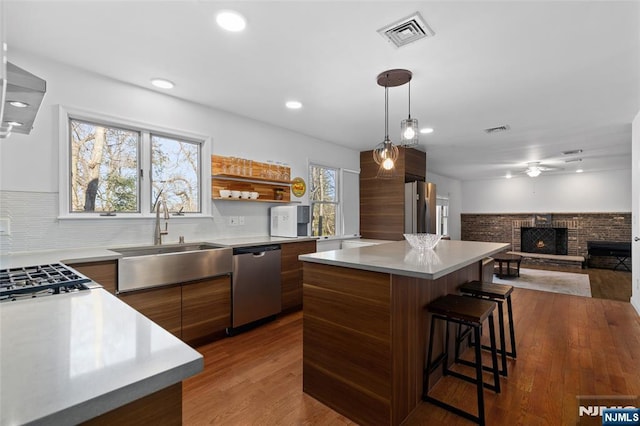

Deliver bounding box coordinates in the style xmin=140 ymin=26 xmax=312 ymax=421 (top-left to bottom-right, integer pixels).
xmin=183 ymin=277 xmax=640 ymax=425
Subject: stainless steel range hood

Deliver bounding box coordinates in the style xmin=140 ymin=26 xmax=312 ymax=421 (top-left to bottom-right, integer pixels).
xmin=0 ymin=62 xmax=47 ymax=138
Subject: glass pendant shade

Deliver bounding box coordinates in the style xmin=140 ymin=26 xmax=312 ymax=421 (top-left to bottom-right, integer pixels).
xmin=400 ymin=117 xmax=419 ymax=146
xmin=373 ymin=139 xmax=399 ymax=170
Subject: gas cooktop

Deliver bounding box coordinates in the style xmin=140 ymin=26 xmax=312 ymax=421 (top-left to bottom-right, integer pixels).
xmin=0 ymin=263 xmax=92 ymax=302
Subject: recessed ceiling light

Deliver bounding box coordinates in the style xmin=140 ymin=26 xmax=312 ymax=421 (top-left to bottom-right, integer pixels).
xmin=6 ymin=121 xmax=23 ymax=127
xmin=150 ymin=78 xmax=174 ymax=89
xmin=216 ymin=10 xmax=246 ymax=32
xmin=8 ymin=100 xmax=29 ymax=108
xmin=285 ymin=101 xmax=302 ymax=109
xmin=420 ymin=127 xmax=434 ymax=134
xmin=505 ymin=173 xmax=512 ymax=179
xmin=576 ymin=169 xmax=584 ymax=173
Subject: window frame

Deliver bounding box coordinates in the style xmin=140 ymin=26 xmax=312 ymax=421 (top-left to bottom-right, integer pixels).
xmin=58 ymin=105 xmax=211 ymax=219
xmin=309 ymin=162 xmax=340 ymax=238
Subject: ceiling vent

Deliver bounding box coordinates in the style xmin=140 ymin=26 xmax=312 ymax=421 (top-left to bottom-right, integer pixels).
xmin=562 ymin=149 xmax=583 ymax=155
xmin=484 ymin=125 xmax=511 ymax=134
xmin=564 ymin=158 xmax=583 ymax=163
xmin=378 ymin=12 xmax=435 ymax=48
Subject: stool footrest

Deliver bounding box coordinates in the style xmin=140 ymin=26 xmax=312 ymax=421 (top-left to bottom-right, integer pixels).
xmin=422 ymin=395 xmax=481 ymax=425
xmin=455 ymin=359 xmax=505 ymax=385
xmin=481 ymin=343 xmax=516 ymax=359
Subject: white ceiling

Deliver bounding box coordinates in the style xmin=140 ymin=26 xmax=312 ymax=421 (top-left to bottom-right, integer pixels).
xmin=5 ymin=1 xmax=640 ymax=181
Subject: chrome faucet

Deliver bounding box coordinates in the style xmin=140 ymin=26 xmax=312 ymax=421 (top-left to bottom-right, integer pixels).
xmin=153 ymin=190 xmax=169 ymax=245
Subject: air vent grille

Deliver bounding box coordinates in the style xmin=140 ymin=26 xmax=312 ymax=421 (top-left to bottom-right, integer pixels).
xmin=378 ymin=12 xmax=435 ymax=48
xmin=562 ymin=149 xmax=583 ymax=155
xmin=484 ymin=125 xmax=511 ymax=134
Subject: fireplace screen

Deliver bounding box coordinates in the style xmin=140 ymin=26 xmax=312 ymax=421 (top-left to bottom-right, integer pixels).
xmin=521 ymin=227 xmax=568 ymax=255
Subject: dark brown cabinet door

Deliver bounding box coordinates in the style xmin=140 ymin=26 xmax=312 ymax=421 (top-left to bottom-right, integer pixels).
xmin=119 ymin=285 xmax=182 ymax=338
xmin=182 ymin=275 xmax=231 ymax=345
xmin=66 ymin=260 xmax=117 ymax=294
xmin=281 ymin=241 xmax=317 ymax=312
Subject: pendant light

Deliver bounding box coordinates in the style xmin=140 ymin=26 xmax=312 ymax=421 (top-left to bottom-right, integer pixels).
xmin=373 ymin=69 xmax=411 ymax=178
xmin=400 ymin=80 xmax=419 ymax=146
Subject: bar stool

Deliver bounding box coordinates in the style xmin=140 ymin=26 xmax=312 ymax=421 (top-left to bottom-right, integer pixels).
xmin=423 ymin=294 xmax=501 ymax=426
xmin=458 ymin=280 xmax=517 ymax=377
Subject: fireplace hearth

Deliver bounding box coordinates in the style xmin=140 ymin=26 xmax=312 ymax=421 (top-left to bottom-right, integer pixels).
xmin=521 ymin=227 xmax=568 ymax=255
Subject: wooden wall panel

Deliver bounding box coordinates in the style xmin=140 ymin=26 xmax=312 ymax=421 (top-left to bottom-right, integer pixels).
xmin=66 ymin=260 xmax=117 ymax=294
xmin=360 ymin=148 xmax=426 ymax=240
xmin=281 ymin=241 xmax=317 ymax=312
xmin=303 ymin=262 xmax=392 ymax=425
xmin=82 ymin=383 xmax=182 ymax=425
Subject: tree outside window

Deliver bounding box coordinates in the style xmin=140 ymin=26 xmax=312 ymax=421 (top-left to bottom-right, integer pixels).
xmin=151 ymin=135 xmax=200 ymax=213
xmin=70 ymin=119 xmax=139 ymax=213
xmin=310 ymin=164 xmax=338 ymax=237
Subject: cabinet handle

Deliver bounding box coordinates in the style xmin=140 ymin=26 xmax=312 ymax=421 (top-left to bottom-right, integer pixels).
xmin=635 ymin=237 xmax=640 ymax=242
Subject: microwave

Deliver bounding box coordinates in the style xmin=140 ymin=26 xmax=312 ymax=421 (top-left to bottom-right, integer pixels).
xmin=270 ymin=205 xmax=310 ymax=237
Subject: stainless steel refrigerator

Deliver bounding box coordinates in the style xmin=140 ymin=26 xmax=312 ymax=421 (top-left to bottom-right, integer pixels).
xmin=404 ymin=181 xmax=437 ymax=234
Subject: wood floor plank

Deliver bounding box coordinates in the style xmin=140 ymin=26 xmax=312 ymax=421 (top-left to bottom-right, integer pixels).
xmin=182 ymin=267 xmax=640 ymax=425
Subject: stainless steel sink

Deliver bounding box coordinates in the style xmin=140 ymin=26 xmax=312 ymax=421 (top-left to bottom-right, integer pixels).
xmin=113 ymin=243 xmax=232 ymax=293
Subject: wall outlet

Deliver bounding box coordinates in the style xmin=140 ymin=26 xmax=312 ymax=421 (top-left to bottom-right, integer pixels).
xmin=229 ymin=216 xmax=239 ymax=226
xmin=0 ymin=218 xmax=10 ymax=236
xmin=238 ymin=216 xmax=245 ymax=225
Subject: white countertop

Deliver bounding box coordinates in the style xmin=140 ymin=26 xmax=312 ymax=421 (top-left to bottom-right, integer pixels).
xmin=0 ymin=288 xmax=203 ymax=426
xmin=299 ymin=240 xmax=509 ymax=280
xmin=0 ymin=236 xmax=317 ymax=269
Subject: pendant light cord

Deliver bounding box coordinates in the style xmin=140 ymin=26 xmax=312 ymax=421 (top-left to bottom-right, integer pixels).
xmin=407 ymin=81 xmax=411 ymax=119
xmin=384 ymin=74 xmax=389 ymax=140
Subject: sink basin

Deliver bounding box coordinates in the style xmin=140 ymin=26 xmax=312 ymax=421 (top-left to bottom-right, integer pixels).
xmin=111 ymin=242 xmax=223 ymax=257
xmin=113 ymin=243 xmax=232 ymax=293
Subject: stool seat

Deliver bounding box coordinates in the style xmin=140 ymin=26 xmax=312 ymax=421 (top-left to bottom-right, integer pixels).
xmin=459 ymin=280 xmax=514 ymax=299
xmin=427 ymin=294 xmax=496 ymax=324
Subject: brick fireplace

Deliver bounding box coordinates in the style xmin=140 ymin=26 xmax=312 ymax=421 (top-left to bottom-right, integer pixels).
xmin=521 ymin=227 xmax=568 ymax=255
xmin=461 ymin=212 xmax=632 ymax=269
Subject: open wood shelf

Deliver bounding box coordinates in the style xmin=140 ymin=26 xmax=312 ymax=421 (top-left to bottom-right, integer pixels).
xmin=211 ymin=155 xmax=292 ymax=203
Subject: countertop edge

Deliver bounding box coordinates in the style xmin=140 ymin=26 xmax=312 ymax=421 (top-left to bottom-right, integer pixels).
xmin=36 ymin=356 xmax=204 ymax=426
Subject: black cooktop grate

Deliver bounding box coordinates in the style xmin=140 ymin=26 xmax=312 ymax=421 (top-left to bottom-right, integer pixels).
xmin=0 ymin=263 xmax=91 ymax=297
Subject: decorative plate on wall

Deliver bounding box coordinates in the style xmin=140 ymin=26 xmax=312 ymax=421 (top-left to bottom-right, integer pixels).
xmin=291 ymin=177 xmax=306 ymax=197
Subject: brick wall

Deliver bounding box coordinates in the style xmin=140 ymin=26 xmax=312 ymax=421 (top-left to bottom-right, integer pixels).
xmin=461 ymin=212 xmax=632 ymax=270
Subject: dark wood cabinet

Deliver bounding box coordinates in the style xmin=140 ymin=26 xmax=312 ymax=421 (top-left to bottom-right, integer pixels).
xmin=66 ymin=260 xmax=117 ymax=294
xmin=360 ymin=147 xmax=426 ymax=240
xmin=119 ymin=285 xmax=183 ymax=338
xmin=281 ymin=240 xmax=317 ymax=312
xmin=182 ymin=275 xmax=231 ymax=345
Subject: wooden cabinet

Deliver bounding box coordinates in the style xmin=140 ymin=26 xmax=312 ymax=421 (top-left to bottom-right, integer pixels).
xmin=119 ymin=285 xmax=183 ymax=338
xmin=66 ymin=260 xmax=117 ymax=294
xmin=182 ymin=275 xmax=231 ymax=346
xmin=119 ymin=275 xmax=231 ymax=346
xmin=360 ymin=147 xmax=426 ymax=240
xmin=281 ymin=240 xmax=317 ymax=312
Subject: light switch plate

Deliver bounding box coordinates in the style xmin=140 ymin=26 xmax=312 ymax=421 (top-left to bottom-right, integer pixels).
xmin=0 ymin=217 xmax=10 ymax=236
xmin=229 ymin=216 xmax=239 ymax=226
xmin=238 ymin=216 xmax=245 ymax=225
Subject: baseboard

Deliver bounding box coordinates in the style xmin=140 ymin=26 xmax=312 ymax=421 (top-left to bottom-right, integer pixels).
xmin=632 ymin=297 xmax=640 ymax=317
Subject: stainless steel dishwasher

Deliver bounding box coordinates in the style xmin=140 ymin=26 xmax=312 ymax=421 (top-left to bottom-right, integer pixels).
xmin=230 ymin=244 xmax=281 ymax=333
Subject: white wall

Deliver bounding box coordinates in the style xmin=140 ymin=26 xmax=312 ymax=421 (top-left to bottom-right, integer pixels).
xmin=632 ymin=110 xmax=639 ymax=316
xmin=427 ymin=172 xmax=462 ymax=240
xmin=0 ymin=51 xmax=359 ymax=253
xmin=461 ymin=169 xmax=631 ymax=214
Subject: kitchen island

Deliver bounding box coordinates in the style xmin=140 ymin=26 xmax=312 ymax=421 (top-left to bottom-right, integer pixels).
xmin=0 ymin=288 xmax=203 ymax=425
xmin=299 ymin=239 xmax=509 ymax=426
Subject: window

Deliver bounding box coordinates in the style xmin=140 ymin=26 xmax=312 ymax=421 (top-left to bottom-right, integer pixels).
xmin=70 ymin=119 xmax=139 ymax=213
xmin=151 ymin=134 xmax=200 ymax=213
xmin=309 ymin=164 xmax=339 ymax=237
xmin=436 ymin=196 xmax=449 ymax=236
xmin=61 ymin=108 xmax=207 ymax=217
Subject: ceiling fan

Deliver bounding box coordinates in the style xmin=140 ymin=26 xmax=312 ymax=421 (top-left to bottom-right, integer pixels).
xmin=520 ymin=161 xmax=563 ymax=177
